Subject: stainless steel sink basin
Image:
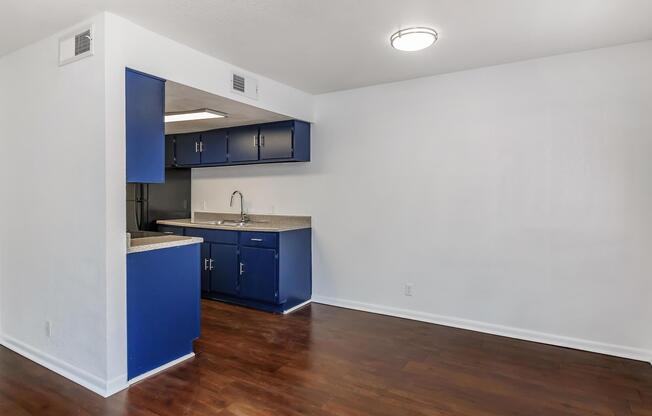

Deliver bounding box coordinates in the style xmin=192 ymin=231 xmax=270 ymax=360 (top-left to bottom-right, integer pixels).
xmin=220 ymin=220 xmax=248 ymax=227
xmin=191 ymin=220 xmax=220 ymax=225
xmin=192 ymin=219 xmax=256 ymax=227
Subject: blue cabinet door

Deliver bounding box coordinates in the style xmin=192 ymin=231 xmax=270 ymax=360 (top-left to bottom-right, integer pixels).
xmin=126 ymin=69 xmax=166 ymax=183
xmin=200 ymin=130 xmax=227 ymax=164
xmin=175 ymin=133 xmax=201 ymax=165
xmin=259 ymin=123 xmax=293 ymax=160
xmin=165 ymin=135 xmax=175 ymax=167
xmin=201 ymin=243 xmax=211 ymax=293
xmin=228 ymin=126 xmax=259 ymax=162
xmin=210 ymin=243 xmax=239 ymax=296
xmin=240 ymin=247 xmax=278 ymax=304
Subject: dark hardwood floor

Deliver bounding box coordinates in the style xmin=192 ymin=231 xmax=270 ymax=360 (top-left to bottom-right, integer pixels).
xmin=0 ymin=300 xmax=651 ymax=415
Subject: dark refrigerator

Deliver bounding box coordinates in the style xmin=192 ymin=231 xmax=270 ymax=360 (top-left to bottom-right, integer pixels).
xmin=126 ymin=168 xmax=191 ymax=233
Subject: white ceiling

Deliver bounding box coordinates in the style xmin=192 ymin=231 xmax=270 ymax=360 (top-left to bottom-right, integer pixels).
xmin=165 ymin=81 xmax=290 ymax=135
xmin=2 ymin=0 xmax=652 ymax=93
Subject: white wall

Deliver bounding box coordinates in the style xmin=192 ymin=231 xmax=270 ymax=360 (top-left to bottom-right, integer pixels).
xmin=193 ymin=40 xmax=652 ymax=360
xmin=0 ymin=15 xmax=111 ymax=391
xmin=0 ymin=46 xmax=5 ymax=339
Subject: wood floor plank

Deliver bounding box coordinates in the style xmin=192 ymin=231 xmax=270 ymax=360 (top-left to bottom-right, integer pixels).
xmin=0 ymin=300 xmax=650 ymax=415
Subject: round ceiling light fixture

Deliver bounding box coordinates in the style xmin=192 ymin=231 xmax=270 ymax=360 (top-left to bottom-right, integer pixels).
xmin=390 ymin=27 xmax=438 ymax=52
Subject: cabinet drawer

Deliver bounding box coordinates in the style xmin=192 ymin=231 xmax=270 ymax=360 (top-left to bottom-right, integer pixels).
xmin=240 ymin=232 xmax=278 ymax=248
xmin=158 ymin=225 xmax=184 ymax=236
xmin=185 ymin=228 xmax=237 ymax=244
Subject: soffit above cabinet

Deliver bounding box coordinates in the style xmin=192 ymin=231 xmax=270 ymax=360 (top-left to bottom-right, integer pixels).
xmin=165 ymin=81 xmax=291 ymax=135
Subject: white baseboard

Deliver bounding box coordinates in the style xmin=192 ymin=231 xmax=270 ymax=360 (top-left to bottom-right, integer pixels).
xmin=312 ymin=295 xmax=652 ymax=364
xmin=0 ymin=333 xmax=128 ymax=397
xmin=128 ymin=352 xmax=195 ymax=385
xmin=106 ymin=374 xmax=129 ymax=397
xmin=0 ymin=331 xmax=195 ymax=396
xmin=283 ymin=299 xmax=312 ymax=314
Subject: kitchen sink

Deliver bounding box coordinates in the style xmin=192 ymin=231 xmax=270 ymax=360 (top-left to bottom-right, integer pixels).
xmin=219 ymin=220 xmax=248 ymax=227
xmin=192 ymin=219 xmax=267 ymax=228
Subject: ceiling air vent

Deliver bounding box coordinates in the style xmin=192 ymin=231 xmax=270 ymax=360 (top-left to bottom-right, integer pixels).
xmin=231 ymin=72 xmax=259 ymax=100
xmin=75 ymin=30 xmax=92 ymax=55
xmin=232 ymin=74 xmax=246 ymax=93
xmin=59 ymin=25 xmax=94 ymax=66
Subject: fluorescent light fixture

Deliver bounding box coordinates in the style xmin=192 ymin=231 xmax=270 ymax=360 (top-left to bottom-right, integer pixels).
xmin=390 ymin=27 xmax=438 ymax=52
xmin=164 ymin=109 xmax=226 ymax=123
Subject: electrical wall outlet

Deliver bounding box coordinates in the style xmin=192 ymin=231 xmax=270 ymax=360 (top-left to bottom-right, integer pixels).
xmin=404 ymin=283 xmax=413 ymax=297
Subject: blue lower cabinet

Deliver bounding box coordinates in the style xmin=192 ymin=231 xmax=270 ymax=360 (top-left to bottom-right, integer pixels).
xmin=240 ymin=247 xmax=278 ymax=304
xmin=127 ymin=243 xmax=201 ymax=380
xmin=240 ymin=231 xmax=278 ymax=248
xmin=185 ymin=227 xmax=237 ymax=244
xmin=159 ymin=225 xmax=184 ymax=236
xmin=158 ymin=225 xmax=311 ymax=313
xmin=200 ymin=243 xmax=211 ymax=293
xmin=210 ymin=243 xmax=239 ymax=296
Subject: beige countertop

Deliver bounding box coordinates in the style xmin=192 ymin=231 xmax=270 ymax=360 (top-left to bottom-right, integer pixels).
xmin=127 ymin=235 xmax=204 ymax=254
xmin=157 ymin=212 xmax=311 ymax=232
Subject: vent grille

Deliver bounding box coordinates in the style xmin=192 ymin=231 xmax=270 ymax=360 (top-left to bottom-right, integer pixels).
xmin=232 ymin=74 xmax=245 ymax=93
xmin=75 ymin=30 xmax=91 ymax=56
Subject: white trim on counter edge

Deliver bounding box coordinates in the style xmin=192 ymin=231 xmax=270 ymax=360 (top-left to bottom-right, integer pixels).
xmin=311 ymin=295 xmax=652 ymax=365
xmin=127 ymin=236 xmax=203 ymax=254
xmin=128 ymin=352 xmax=195 ymax=385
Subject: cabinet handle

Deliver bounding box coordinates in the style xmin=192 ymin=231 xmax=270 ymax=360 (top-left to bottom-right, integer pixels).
xmin=260 ymin=135 xmax=265 ymax=146
xmin=204 ymin=258 xmax=209 ymax=271
xmin=209 ymin=259 xmax=214 ymax=271
xmin=253 ymin=135 xmax=258 ymax=147
xmin=250 ymin=238 xmax=263 ymax=242
xmin=195 ymin=142 xmax=199 ymax=153
xmin=239 ymin=262 xmax=244 ymax=276
xmin=199 ymin=141 xmax=204 ymax=152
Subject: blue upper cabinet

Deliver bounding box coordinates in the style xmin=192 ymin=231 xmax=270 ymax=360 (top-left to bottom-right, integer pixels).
xmin=175 ymin=133 xmax=202 ymax=166
xmin=165 ymin=135 xmax=175 ymax=167
xmin=165 ymin=120 xmax=310 ymax=168
xmin=126 ymin=68 xmax=166 ymax=183
xmin=174 ymin=130 xmax=229 ymax=166
xmin=259 ymin=122 xmax=293 ymax=160
xmin=229 ymin=125 xmax=260 ymax=163
xmin=200 ymin=130 xmax=228 ymax=164
xmin=290 ymin=120 xmax=311 ymax=162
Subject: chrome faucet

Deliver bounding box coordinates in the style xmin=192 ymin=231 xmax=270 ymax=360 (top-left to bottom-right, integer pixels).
xmin=229 ymin=190 xmax=248 ymax=223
